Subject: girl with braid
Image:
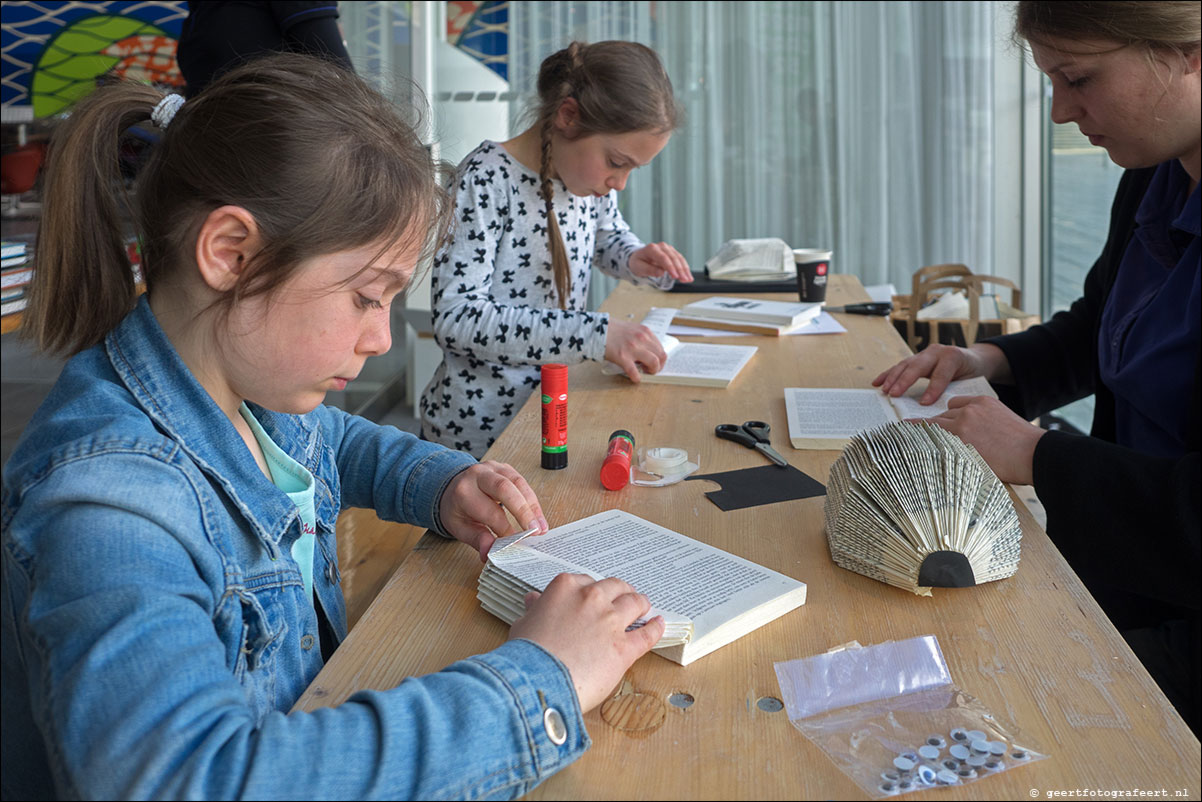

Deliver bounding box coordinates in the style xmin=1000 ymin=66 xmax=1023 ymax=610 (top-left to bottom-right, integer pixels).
xmin=421 ymin=41 xmax=692 ymax=458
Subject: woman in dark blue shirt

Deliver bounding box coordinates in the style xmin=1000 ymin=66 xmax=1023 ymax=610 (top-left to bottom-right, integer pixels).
xmin=874 ymin=0 xmax=1200 ymax=734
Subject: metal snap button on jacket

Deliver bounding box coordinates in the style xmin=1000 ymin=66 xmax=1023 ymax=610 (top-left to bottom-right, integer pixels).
xmin=543 ymin=707 xmax=567 ymax=745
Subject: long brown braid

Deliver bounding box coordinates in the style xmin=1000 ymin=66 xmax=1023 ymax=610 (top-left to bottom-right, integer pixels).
xmin=537 ymin=43 xmax=582 ymax=309
xmin=530 ymin=41 xmax=681 ymax=309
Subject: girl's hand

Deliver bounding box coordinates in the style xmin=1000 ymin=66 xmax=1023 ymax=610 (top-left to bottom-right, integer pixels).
xmin=873 ymin=343 xmax=1010 ymax=404
xmin=439 ymin=460 xmax=548 ymax=561
xmin=605 ymin=318 xmax=667 ymax=382
xmin=918 ymin=396 xmax=1043 ymax=485
xmin=510 ymin=574 xmax=665 ymax=712
xmin=630 ymin=242 xmax=693 ymax=283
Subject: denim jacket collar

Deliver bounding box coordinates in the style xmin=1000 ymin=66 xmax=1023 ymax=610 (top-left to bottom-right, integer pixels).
xmin=105 ymin=296 xmax=340 ymax=558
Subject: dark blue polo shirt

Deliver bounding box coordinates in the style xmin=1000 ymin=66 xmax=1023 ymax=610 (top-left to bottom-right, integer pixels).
xmin=1098 ymin=159 xmax=1201 ymax=458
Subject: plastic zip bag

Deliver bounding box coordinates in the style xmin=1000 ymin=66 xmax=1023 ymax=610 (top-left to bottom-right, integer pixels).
xmin=774 ymin=636 xmax=1047 ymax=797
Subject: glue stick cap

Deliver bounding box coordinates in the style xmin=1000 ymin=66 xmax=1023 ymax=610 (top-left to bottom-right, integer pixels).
xmin=600 ymin=430 xmax=635 ymax=490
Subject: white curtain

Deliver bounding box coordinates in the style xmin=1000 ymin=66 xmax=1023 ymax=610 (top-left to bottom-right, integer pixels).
xmin=508 ymin=1 xmax=997 ymax=306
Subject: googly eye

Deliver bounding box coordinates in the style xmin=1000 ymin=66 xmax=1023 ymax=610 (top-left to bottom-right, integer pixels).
xmin=936 ymin=769 xmax=960 ymax=785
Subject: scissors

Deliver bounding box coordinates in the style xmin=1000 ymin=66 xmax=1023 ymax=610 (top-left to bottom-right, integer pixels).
xmin=715 ymin=420 xmax=788 ymax=468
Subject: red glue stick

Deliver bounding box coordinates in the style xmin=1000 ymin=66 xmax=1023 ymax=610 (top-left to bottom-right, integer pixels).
xmin=541 ymin=364 xmax=568 ymax=470
xmin=600 ymin=430 xmax=635 ymax=490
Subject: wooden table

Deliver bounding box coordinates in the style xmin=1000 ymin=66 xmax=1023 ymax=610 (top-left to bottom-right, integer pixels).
xmin=296 ymin=276 xmax=1201 ymax=800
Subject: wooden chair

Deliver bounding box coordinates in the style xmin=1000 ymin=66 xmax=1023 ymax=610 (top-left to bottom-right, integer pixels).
xmin=902 ymin=263 xmax=1025 ymax=351
xmin=336 ymin=511 xmax=426 ymax=631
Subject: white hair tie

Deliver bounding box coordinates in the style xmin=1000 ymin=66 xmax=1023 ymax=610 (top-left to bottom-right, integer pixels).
xmin=151 ymin=93 xmax=185 ymax=130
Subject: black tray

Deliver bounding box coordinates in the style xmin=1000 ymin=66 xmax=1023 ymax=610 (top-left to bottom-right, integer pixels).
xmin=668 ymin=271 xmax=799 ymax=294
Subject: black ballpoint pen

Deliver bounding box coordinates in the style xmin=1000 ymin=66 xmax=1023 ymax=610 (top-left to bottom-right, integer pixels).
xmin=824 ymin=302 xmax=894 ymax=316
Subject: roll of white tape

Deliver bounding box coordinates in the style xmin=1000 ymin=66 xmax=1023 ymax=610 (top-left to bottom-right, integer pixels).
xmin=642 ymin=447 xmax=689 ymax=474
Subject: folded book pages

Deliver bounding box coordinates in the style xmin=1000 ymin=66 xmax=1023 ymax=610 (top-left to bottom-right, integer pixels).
xmin=823 ymin=421 xmax=1021 ymax=597
xmin=704 ymin=237 xmax=794 ymax=280
xmin=478 ymin=509 xmax=807 ymax=665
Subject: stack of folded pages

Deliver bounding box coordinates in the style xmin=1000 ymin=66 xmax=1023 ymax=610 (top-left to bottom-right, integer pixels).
xmin=824 ymin=421 xmax=1022 ymax=596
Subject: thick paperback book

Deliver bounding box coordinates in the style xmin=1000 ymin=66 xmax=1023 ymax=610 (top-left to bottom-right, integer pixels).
xmin=679 ymin=296 xmax=824 ymax=328
xmin=478 ymin=509 xmax=807 ymax=665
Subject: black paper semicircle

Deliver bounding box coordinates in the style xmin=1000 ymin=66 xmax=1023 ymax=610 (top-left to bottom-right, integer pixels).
xmin=917 ymin=550 xmax=977 ymax=588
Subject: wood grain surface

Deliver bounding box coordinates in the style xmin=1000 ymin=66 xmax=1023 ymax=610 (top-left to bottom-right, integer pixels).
xmin=297 ymin=276 xmax=1200 ymax=800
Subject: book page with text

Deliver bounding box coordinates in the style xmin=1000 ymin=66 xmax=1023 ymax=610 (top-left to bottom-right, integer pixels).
xmin=656 ymin=341 xmax=757 ymax=384
xmin=785 ymin=388 xmax=900 ymax=448
xmin=492 ymin=510 xmax=800 ymax=637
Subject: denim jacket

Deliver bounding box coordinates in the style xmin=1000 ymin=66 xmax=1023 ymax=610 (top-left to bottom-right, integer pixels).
xmin=1 ymin=297 xmax=590 ymax=800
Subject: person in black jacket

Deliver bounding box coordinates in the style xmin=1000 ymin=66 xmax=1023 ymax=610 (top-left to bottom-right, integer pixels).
xmin=874 ymin=0 xmax=1200 ymax=735
xmin=176 ymin=1 xmax=354 ymax=97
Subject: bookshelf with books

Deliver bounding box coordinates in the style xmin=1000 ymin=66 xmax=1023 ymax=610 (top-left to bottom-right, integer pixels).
xmin=1 ymin=234 xmax=144 ymax=335
xmin=1 ymin=237 xmax=33 ymax=334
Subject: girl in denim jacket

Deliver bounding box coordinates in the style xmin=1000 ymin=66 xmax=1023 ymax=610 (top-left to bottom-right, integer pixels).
xmin=1 ymin=54 xmax=664 ymax=800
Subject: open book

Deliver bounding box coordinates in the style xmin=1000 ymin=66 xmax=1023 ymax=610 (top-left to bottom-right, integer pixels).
xmin=478 ymin=509 xmax=807 ymax=666
xmin=784 ymin=377 xmax=995 ymax=449
xmin=647 ymin=336 xmax=757 ymax=387
xmin=604 ymin=308 xmax=758 ymax=388
xmin=679 ymin=296 xmax=824 ymax=330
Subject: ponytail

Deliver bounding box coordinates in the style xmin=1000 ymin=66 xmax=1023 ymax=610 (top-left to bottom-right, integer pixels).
xmin=23 ymin=54 xmax=450 ymax=357
xmin=25 ymin=82 xmax=161 ymax=356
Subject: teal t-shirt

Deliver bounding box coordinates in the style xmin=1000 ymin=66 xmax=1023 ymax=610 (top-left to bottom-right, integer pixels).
xmin=239 ymin=404 xmax=318 ymax=601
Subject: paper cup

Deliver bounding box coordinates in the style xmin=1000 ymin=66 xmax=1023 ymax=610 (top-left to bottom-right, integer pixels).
xmin=793 ymin=249 xmax=832 ymax=303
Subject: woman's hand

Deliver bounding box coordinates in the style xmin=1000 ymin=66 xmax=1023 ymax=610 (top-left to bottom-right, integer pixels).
xmin=873 ymin=343 xmax=1011 ymax=404
xmin=510 ymin=574 xmax=665 ymax=712
xmin=629 ymin=242 xmax=693 ymax=283
xmin=919 ymin=396 xmax=1043 ymax=485
xmin=605 ymin=318 xmax=667 ymax=382
xmin=439 ymin=461 xmax=548 ymax=561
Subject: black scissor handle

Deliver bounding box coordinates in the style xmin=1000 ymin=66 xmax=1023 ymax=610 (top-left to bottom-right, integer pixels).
xmin=841 ymin=302 xmax=894 ymax=316
xmin=742 ymin=420 xmax=771 ymax=443
xmin=715 ymin=423 xmax=757 ymax=448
